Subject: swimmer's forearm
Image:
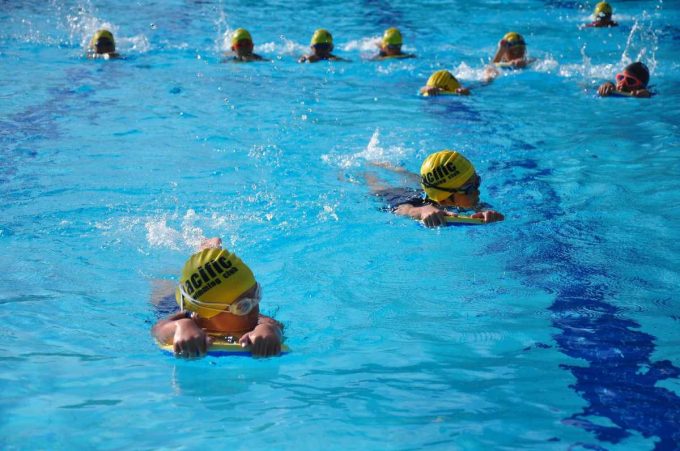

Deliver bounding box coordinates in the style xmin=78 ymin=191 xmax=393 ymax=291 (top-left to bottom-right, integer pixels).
xmin=151 ymin=312 xmax=188 ymax=344
xmin=394 ymin=204 xmax=424 ymax=220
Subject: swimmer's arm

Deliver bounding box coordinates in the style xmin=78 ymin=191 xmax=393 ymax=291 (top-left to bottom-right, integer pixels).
xmin=238 ymin=315 xmax=283 ymax=357
xmin=395 ymin=203 xmax=455 ymax=228
xmin=152 ymin=312 xmax=211 ymax=358
xmin=483 ymin=65 xmax=500 ymax=82
xmin=491 ymin=46 xmax=504 ymax=64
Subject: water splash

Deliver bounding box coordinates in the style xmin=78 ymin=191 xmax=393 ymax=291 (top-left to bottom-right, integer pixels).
xmin=322 ymin=129 xmax=408 ymax=169
xmin=63 ymin=1 xmax=149 ymax=53
xmin=258 ymin=37 xmax=307 ymax=57
xmin=621 ymin=11 xmax=659 ymax=74
xmin=145 ymin=210 xmax=206 ymax=250
xmin=214 ymin=8 xmax=232 ymax=53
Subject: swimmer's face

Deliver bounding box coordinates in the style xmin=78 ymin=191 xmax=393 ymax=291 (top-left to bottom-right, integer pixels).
xmin=95 ymin=38 xmax=115 ymax=54
xmin=506 ymin=44 xmax=525 ymax=60
xmin=232 ymin=39 xmax=254 ymax=57
xmin=437 ymin=174 xmax=481 ymax=209
xmin=615 ymin=70 xmax=644 ymax=92
xmin=193 ymin=283 xmax=260 ymax=334
xmin=312 ymin=43 xmax=333 ymax=57
xmin=382 ymin=44 xmax=402 ymax=56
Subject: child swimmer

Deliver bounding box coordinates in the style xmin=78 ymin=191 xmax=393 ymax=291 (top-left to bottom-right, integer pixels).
xmin=369 ymin=151 xmax=504 ymax=228
xmin=585 ymin=2 xmax=618 ymax=28
xmin=491 ymin=32 xmax=532 ymax=68
xmin=597 ymin=62 xmax=651 ymax=98
xmin=152 ymin=238 xmax=283 ymax=358
xmin=372 ymin=28 xmax=415 ymax=61
xmin=419 ymin=70 xmax=470 ymax=96
xmin=299 ymin=29 xmax=348 ymax=63
xmin=88 ymin=29 xmax=120 ymax=59
xmin=226 ymin=28 xmax=268 ymax=62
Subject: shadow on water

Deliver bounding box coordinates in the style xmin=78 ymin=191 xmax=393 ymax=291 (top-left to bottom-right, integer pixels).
xmin=490 ymin=158 xmax=680 ymax=450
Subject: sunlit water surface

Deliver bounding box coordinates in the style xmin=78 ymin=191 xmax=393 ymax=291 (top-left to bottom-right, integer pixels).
xmin=1 ymin=0 xmax=679 ymax=449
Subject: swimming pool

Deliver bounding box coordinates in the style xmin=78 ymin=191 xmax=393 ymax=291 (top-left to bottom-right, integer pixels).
xmin=1 ymin=0 xmax=679 ymax=449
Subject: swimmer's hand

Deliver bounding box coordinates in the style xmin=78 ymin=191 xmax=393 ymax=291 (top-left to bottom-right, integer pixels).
xmin=471 ymin=210 xmax=505 ymax=223
xmin=598 ymin=82 xmax=616 ymax=97
xmin=173 ymin=318 xmax=213 ymax=359
xmin=508 ymin=58 xmax=529 ymax=68
xmin=199 ymin=237 xmax=222 ymax=250
xmin=631 ymin=88 xmax=651 ymax=98
xmin=414 ymin=205 xmax=458 ymax=227
xmin=239 ymin=322 xmax=282 ymax=357
xmin=419 ymin=86 xmax=470 ymax=96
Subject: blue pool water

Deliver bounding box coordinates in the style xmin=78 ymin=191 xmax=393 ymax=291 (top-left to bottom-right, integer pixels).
xmin=1 ymin=0 xmax=679 ymax=449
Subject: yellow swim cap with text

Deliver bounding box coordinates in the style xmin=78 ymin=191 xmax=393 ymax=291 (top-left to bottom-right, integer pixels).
xmin=426 ymin=70 xmax=461 ymax=93
xmin=175 ymin=248 xmax=256 ymax=319
xmin=311 ymin=29 xmax=333 ymax=45
xmin=420 ymin=151 xmax=476 ymax=202
xmin=231 ymin=28 xmax=253 ymax=45
xmin=383 ymin=28 xmax=403 ymax=46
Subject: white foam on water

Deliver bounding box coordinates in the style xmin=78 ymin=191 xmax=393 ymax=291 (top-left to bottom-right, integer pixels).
xmin=322 ymin=128 xmax=408 ymax=169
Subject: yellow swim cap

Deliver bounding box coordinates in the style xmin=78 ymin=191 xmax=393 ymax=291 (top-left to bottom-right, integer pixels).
xmin=382 ymin=27 xmax=403 ymax=46
xmin=90 ymin=29 xmax=115 ymax=48
xmin=311 ymin=29 xmax=333 ymax=45
xmin=231 ymin=28 xmax=252 ymax=45
xmin=426 ymin=70 xmax=461 ymax=93
xmin=502 ymin=32 xmax=525 ymax=45
xmin=420 ymin=151 xmax=476 ymax=202
xmin=594 ymin=1 xmax=613 ymax=17
xmin=175 ymin=248 xmax=256 ymax=319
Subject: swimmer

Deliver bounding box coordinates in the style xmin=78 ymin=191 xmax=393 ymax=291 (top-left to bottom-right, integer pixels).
xmin=597 ymin=62 xmax=651 ymax=98
xmin=367 ymin=151 xmax=504 ymax=228
xmin=372 ymin=27 xmax=415 ymax=61
xmin=226 ymin=28 xmax=268 ymax=62
xmin=299 ymin=29 xmax=348 ymax=63
xmin=585 ymin=2 xmax=618 ymax=28
xmin=419 ymin=70 xmax=470 ymax=96
xmin=152 ymin=238 xmax=283 ymax=358
xmin=484 ymin=32 xmax=533 ymax=80
xmin=88 ymin=29 xmax=120 ymax=59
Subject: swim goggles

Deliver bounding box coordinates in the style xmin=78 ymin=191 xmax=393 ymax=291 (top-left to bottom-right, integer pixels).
xmin=615 ymin=71 xmax=643 ymax=89
xmin=500 ymin=39 xmax=525 ymax=48
xmin=423 ymin=174 xmax=481 ymax=195
xmin=178 ymin=283 xmax=261 ymax=316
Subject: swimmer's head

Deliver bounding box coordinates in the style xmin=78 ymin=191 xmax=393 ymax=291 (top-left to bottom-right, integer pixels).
xmin=90 ymin=29 xmax=116 ymax=54
xmin=381 ymin=27 xmax=403 ymax=55
xmin=616 ymin=62 xmax=650 ymax=91
xmin=499 ymin=32 xmax=526 ymax=60
xmin=175 ymin=247 xmax=257 ymax=319
xmin=311 ymin=29 xmax=333 ymax=46
xmin=420 ymin=150 xmax=477 ymax=203
xmin=594 ymin=2 xmax=613 ymax=18
xmin=231 ymin=28 xmax=253 ymax=46
xmin=383 ymin=27 xmax=403 ymax=46
xmin=426 ymin=70 xmax=461 ymax=93
xmin=231 ymin=28 xmax=254 ymax=54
